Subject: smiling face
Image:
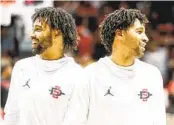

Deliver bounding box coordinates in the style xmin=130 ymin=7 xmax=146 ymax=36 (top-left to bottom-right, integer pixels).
xmin=122 ymin=18 xmax=149 ymax=57
xmin=30 ymin=18 xmax=53 ymax=55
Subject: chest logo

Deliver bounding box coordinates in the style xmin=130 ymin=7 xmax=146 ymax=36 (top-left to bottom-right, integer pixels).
xmin=104 ymin=87 xmax=114 ymax=96
xmin=138 ymin=89 xmax=152 ymax=101
xmin=22 ymin=79 xmax=30 ymax=88
xmin=49 ymin=86 xmax=65 ymax=99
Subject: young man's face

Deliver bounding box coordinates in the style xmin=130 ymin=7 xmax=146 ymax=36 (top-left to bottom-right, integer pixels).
xmin=122 ymin=18 xmax=149 ymax=57
xmin=30 ymin=18 xmax=52 ymax=54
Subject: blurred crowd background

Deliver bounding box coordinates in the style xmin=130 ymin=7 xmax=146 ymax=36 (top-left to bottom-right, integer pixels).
xmin=1 ymin=0 xmax=174 ymax=124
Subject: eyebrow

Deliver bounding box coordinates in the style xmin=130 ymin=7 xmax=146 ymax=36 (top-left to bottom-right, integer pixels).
xmin=136 ymin=27 xmax=144 ymax=30
xmin=35 ymin=25 xmax=42 ymax=28
xmin=33 ymin=25 xmax=42 ymax=28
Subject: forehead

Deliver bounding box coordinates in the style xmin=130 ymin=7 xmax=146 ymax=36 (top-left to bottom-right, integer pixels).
xmin=33 ymin=18 xmax=48 ymax=27
xmin=130 ymin=18 xmax=145 ymax=29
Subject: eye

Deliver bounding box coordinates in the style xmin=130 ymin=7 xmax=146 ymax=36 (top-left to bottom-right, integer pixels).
xmin=35 ymin=28 xmax=42 ymax=32
xmin=32 ymin=27 xmax=42 ymax=32
xmin=137 ymin=31 xmax=143 ymax=34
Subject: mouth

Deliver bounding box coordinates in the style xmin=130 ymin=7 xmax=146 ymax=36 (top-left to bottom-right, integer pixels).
xmin=32 ymin=38 xmax=39 ymax=44
xmin=32 ymin=41 xmax=38 ymax=45
xmin=140 ymin=41 xmax=146 ymax=48
xmin=32 ymin=41 xmax=38 ymax=44
xmin=139 ymin=42 xmax=147 ymax=52
xmin=32 ymin=41 xmax=39 ymax=48
xmin=140 ymin=46 xmax=145 ymax=52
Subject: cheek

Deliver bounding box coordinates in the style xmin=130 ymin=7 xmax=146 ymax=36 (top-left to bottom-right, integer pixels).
xmin=35 ymin=32 xmax=43 ymax=40
xmin=128 ymin=34 xmax=140 ymax=48
xmin=37 ymin=33 xmax=49 ymax=42
xmin=42 ymin=31 xmax=51 ymax=40
xmin=42 ymin=33 xmax=52 ymax=46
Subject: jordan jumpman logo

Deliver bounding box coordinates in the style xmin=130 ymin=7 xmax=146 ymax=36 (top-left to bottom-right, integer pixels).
xmin=104 ymin=86 xmax=114 ymax=96
xmin=22 ymin=79 xmax=31 ymax=88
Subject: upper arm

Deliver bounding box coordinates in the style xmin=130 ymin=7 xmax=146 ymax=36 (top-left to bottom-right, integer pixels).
xmin=4 ymin=62 xmax=21 ymax=112
xmin=4 ymin=61 xmax=23 ymax=125
xmin=153 ymin=68 xmax=166 ymax=125
xmin=62 ymin=73 xmax=90 ymax=125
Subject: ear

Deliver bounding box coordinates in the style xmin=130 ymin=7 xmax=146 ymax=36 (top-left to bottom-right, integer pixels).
xmin=115 ymin=29 xmax=122 ymax=37
xmin=115 ymin=29 xmax=124 ymax=42
xmin=53 ymin=29 xmax=62 ymax=38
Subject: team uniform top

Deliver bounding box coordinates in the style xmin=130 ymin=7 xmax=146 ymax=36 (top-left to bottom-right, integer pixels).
xmin=63 ymin=56 xmax=166 ymax=125
xmin=4 ymin=55 xmax=84 ymax=125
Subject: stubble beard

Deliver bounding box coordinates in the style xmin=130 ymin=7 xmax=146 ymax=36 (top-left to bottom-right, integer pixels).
xmin=32 ymin=34 xmax=53 ymax=55
xmin=136 ymin=47 xmax=144 ymax=58
xmin=32 ymin=44 xmax=43 ymax=55
xmin=32 ymin=42 xmax=53 ymax=55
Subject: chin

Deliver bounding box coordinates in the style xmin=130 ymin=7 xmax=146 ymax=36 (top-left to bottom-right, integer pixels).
xmin=138 ymin=53 xmax=144 ymax=58
xmin=32 ymin=44 xmax=44 ymax=55
xmin=32 ymin=49 xmax=39 ymax=55
xmin=32 ymin=48 xmax=42 ymax=55
xmin=137 ymin=51 xmax=145 ymax=58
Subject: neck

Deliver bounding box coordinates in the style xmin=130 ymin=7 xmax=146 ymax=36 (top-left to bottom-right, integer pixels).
xmin=111 ymin=42 xmax=135 ymax=67
xmin=40 ymin=44 xmax=64 ymax=60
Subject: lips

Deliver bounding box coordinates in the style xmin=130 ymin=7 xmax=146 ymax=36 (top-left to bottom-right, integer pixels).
xmin=32 ymin=38 xmax=39 ymax=44
xmin=140 ymin=46 xmax=145 ymax=51
xmin=140 ymin=41 xmax=146 ymax=48
xmin=32 ymin=42 xmax=38 ymax=45
xmin=32 ymin=40 xmax=39 ymax=48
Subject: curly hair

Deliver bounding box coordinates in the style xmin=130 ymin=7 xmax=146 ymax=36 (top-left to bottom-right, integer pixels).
xmin=31 ymin=7 xmax=77 ymax=51
xmin=100 ymin=8 xmax=149 ymax=55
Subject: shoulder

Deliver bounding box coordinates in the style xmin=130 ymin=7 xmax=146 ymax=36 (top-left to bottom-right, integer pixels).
xmin=84 ymin=61 xmax=100 ymax=73
xmin=13 ymin=56 xmax=36 ymax=70
xmin=67 ymin=59 xmax=84 ymax=75
xmin=71 ymin=61 xmax=84 ymax=72
xmin=136 ymin=59 xmax=161 ymax=77
xmin=63 ymin=58 xmax=86 ymax=83
xmin=14 ymin=56 xmax=35 ymax=67
xmin=67 ymin=62 xmax=90 ymax=89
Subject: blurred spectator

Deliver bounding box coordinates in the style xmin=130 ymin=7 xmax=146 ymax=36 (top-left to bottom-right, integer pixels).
xmin=1 ymin=25 xmax=14 ymax=54
xmin=119 ymin=1 xmax=130 ymax=9
xmin=0 ymin=107 xmax=5 ymax=123
xmin=166 ymin=78 xmax=174 ymax=125
xmin=1 ymin=15 xmax=25 ymax=57
xmin=1 ymin=51 xmax=13 ymax=119
xmin=166 ymin=81 xmax=174 ymax=113
xmin=53 ymin=1 xmax=80 ymax=14
xmin=1 ymin=51 xmax=12 ymax=68
xmin=75 ymin=19 xmax=95 ymax=67
xmin=143 ymin=33 xmax=169 ymax=85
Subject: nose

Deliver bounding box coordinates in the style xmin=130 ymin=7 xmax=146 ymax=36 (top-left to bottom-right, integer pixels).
xmin=30 ymin=31 xmax=36 ymax=40
xmin=142 ymin=34 xmax=149 ymax=43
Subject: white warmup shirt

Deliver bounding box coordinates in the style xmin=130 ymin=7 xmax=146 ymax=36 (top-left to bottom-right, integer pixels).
xmin=63 ymin=56 xmax=166 ymax=125
xmin=4 ymin=55 xmax=84 ymax=125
